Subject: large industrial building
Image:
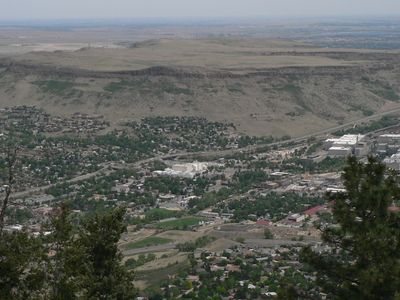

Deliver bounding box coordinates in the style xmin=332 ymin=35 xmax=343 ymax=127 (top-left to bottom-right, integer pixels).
xmin=325 ymin=134 xmax=367 ymax=157
xmin=153 ymin=162 xmax=210 ymax=178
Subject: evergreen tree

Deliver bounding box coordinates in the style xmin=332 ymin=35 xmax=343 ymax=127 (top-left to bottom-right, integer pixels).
xmin=0 ymin=205 xmax=137 ymax=299
xmin=0 ymin=231 xmax=46 ymax=299
xmin=301 ymin=156 xmax=400 ymax=299
xmin=78 ymin=207 xmax=137 ymax=299
xmin=46 ymin=203 xmax=86 ymax=299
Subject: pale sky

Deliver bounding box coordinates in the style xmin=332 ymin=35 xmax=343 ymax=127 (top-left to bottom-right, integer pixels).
xmin=0 ymin=0 xmax=399 ymax=20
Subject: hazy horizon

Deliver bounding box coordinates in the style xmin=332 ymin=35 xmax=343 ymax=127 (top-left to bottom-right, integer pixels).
xmin=1 ymin=16 xmax=400 ymax=28
xmin=0 ymin=0 xmax=400 ymax=22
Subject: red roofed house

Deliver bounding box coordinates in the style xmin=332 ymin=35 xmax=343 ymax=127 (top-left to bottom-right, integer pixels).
xmin=304 ymin=205 xmax=327 ymax=216
xmin=256 ymin=219 xmax=272 ymax=226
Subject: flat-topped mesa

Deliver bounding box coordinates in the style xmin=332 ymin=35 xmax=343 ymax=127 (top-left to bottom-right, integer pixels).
xmin=0 ymin=58 xmax=386 ymax=80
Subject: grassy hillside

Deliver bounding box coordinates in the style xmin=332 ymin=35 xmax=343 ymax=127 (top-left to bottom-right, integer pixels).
xmin=0 ymin=38 xmax=400 ymax=137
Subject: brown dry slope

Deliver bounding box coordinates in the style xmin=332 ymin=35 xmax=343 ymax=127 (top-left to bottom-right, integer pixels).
xmin=0 ymin=38 xmax=400 ymax=137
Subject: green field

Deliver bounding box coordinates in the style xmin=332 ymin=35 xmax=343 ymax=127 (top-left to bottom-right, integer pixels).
xmin=144 ymin=208 xmax=181 ymax=222
xmin=124 ymin=236 xmax=172 ymax=250
xmin=155 ymin=217 xmax=204 ymax=230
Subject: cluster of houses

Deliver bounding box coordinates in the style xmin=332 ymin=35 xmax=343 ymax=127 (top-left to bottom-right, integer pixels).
xmin=153 ymin=242 xmax=328 ymax=300
xmin=0 ymin=106 xmax=109 ymax=134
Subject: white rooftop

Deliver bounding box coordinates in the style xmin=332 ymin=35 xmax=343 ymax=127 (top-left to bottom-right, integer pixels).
xmin=154 ymin=162 xmax=211 ymax=178
xmin=329 ymin=146 xmax=352 ymax=151
xmin=380 ymin=134 xmax=400 ymax=138
xmin=326 ymin=134 xmax=365 ymax=146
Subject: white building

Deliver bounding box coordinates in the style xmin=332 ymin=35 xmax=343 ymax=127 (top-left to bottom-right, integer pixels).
xmin=383 ymin=152 xmax=400 ymax=171
xmin=288 ymin=213 xmax=305 ymax=222
xmin=153 ymin=162 xmax=209 ymax=178
xmin=378 ymin=134 xmax=400 ymax=144
xmin=326 ymin=187 xmax=347 ymax=193
xmin=325 ymin=134 xmax=366 ymax=157
xmin=328 ymin=146 xmax=352 ymax=157
xmin=325 ymin=134 xmax=365 ymax=149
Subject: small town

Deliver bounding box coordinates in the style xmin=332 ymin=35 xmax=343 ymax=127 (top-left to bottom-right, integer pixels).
xmin=1 ymin=105 xmax=400 ymax=299
xmin=1 ymin=4 xmax=400 ymax=298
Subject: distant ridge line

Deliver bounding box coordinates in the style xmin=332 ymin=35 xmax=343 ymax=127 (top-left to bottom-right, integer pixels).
xmin=0 ymin=58 xmax=392 ymax=80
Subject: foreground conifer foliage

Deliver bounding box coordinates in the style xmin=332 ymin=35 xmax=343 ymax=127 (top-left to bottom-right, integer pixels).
xmin=301 ymin=157 xmax=400 ymax=300
xmin=0 ymin=205 xmax=137 ymax=299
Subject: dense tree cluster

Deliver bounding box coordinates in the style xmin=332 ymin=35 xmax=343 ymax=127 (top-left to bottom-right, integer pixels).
xmin=225 ymin=192 xmax=325 ymax=222
xmin=0 ymin=205 xmax=137 ymax=299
